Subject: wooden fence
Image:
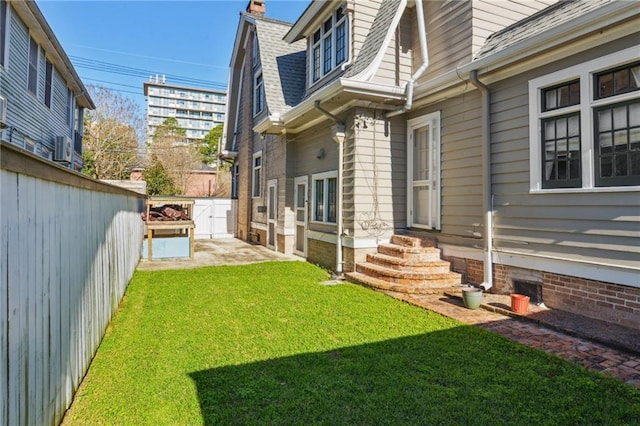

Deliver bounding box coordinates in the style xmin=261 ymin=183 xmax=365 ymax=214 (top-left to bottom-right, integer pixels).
xmin=0 ymin=143 xmax=145 ymax=425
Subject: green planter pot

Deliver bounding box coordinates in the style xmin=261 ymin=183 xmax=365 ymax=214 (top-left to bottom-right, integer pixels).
xmin=462 ymin=288 xmax=483 ymax=309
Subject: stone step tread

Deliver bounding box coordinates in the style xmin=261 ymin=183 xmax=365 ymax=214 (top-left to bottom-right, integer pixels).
xmin=390 ymin=234 xmax=435 ymax=248
xmin=378 ymin=243 xmax=441 ymax=254
xmin=367 ymin=252 xmax=451 ymax=268
xmin=346 ymin=272 xmax=462 ymax=295
xmin=357 ymin=262 xmax=460 ymax=280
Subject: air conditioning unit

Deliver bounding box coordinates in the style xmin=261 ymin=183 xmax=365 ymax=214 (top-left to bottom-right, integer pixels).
xmin=54 ymin=135 xmax=73 ymax=163
xmin=0 ymin=96 xmax=6 ymax=129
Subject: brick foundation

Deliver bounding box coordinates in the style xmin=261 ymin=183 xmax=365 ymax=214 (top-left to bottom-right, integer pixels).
xmin=307 ymin=239 xmax=337 ymax=271
xmin=447 ymin=256 xmax=640 ymax=330
xmin=343 ymin=247 xmax=377 ymax=273
xmin=543 ymin=272 xmax=640 ymax=329
xmin=466 ymin=259 xmax=484 ymax=285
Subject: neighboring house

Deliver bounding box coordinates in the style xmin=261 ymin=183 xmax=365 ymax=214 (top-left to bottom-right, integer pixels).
xmin=223 ymin=0 xmax=640 ymax=329
xmin=130 ymin=164 xmax=222 ymax=197
xmin=144 ymin=77 xmax=227 ymax=146
xmin=0 ymin=0 xmax=94 ymax=170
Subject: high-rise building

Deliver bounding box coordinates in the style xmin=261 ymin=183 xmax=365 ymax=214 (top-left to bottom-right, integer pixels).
xmin=143 ymin=76 xmax=226 ymax=145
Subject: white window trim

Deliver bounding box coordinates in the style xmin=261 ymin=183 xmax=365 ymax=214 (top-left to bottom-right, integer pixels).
xmin=311 ymin=170 xmax=338 ymax=225
xmin=252 ymin=150 xmax=262 ymax=198
xmin=27 ymin=35 xmax=38 ymax=96
xmin=308 ymin=4 xmax=348 ymax=86
xmin=528 ymin=46 xmax=640 ymax=193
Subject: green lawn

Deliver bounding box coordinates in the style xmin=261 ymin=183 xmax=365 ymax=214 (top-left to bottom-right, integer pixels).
xmin=63 ymin=262 xmax=639 ymax=425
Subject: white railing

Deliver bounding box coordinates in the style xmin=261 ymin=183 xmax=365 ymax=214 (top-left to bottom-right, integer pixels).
xmin=0 ymin=143 xmax=145 ymax=425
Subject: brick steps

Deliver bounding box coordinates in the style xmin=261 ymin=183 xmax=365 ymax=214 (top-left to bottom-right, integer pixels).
xmin=356 ymin=262 xmax=461 ymax=284
xmin=346 ymin=234 xmax=462 ymax=294
xmin=346 ymin=272 xmax=461 ymax=294
xmin=366 ymin=253 xmax=452 ymax=273
xmin=377 ymin=244 xmax=442 ymax=261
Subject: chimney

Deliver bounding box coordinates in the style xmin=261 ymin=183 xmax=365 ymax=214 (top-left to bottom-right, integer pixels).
xmin=246 ymin=0 xmax=265 ymax=16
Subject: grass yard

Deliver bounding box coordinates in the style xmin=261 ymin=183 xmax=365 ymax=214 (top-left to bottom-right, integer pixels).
xmin=63 ymin=261 xmax=640 ymax=425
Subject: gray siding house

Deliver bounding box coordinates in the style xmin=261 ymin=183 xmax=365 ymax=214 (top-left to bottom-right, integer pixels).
xmin=223 ymin=0 xmax=639 ymax=329
xmin=0 ymin=0 xmax=94 ymax=170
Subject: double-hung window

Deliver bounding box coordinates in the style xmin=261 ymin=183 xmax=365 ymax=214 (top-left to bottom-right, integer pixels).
xmin=254 ymin=70 xmax=264 ymax=115
xmin=252 ymin=152 xmax=262 ymax=198
xmin=312 ymin=171 xmax=337 ymax=223
xmin=529 ymin=47 xmax=639 ymax=191
xmin=28 ymin=36 xmax=38 ymax=95
xmin=310 ymin=5 xmax=347 ymax=84
xmin=593 ymin=63 xmax=639 ymax=186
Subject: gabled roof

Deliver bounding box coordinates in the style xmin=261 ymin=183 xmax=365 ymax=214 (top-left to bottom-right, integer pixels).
xmin=474 ymin=0 xmax=616 ymax=61
xmin=253 ymin=15 xmax=307 ymax=113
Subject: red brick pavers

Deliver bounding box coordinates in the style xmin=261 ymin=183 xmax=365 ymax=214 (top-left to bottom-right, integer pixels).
xmin=388 ymin=292 xmax=640 ymax=389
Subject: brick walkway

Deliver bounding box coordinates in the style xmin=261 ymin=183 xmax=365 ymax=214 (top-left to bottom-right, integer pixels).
xmin=387 ymin=292 xmax=640 ymax=389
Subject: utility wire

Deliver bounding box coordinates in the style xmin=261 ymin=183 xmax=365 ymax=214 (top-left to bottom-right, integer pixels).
xmin=67 ymin=43 xmax=228 ymax=69
xmin=70 ymin=55 xmax=227 ymax=90
xmin=83 ymin=77 xmax=143 ymax=90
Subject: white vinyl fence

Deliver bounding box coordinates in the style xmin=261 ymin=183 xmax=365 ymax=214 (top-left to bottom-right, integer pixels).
xmin=0 ymin=143 xmax=145 ymax=426
xmin=192 ymin=198 xmax=237 ymax=239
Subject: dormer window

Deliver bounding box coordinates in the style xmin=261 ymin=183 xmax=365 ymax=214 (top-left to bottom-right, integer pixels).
xmin=310 ymin=5 xmax=347 ymax=84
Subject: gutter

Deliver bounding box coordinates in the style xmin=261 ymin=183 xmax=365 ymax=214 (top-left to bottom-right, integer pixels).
xmin=314 ymin=101 xmax=346 ymax=275
xmin=387 ymin=0 xmax=429 ymax=118
xmin=468 ymin=70 xmax=493 ymax=291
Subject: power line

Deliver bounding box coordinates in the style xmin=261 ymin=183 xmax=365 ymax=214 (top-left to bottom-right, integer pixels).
xmin=70 ymin=55 xmax=227 ymax=90
xmin=67 ymin=43 xmax=228 ymax=70
xmin=83 ymin=77 xmax=143 ymax=90
xmin=81 ymin=81 xmax=142 ymax=97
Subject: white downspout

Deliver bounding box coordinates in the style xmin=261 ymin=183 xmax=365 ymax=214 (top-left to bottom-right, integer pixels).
xmin=469 ymin=70 xmax=493 ymax=291
xmin=340 ymin=2 xmax=354 ymax=71
xmin=314 ymin=101 xmax=345 ymax=275
xmin=336 ymin=133 xmax=344 ymax=274
xmin=387 ymin=0 xmax=429 ymax=118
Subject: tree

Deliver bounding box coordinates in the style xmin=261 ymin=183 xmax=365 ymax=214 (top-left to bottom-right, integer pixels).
xmin=148 ymin=118 xmax=201 ymax=195
xmin=200 ymin=124 xmax=223 ymax=165
xmin=81 ymin=85 xmax=143 ymax=179
xmin=143 ymin=156 xmax=178 ymax=196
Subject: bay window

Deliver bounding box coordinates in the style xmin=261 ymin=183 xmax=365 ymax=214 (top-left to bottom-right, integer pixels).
xmin=310 ymin=5 xmax=347 ymax=84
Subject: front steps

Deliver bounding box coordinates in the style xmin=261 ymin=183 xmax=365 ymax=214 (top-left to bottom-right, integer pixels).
xmin=346 ymin=235 xmax=462 ymax=294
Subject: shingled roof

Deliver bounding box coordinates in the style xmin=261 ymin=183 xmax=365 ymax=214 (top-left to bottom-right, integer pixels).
xmin=253 ymin=14 xmax=307 ymax=114
xmin=345 ymin=0 xmax=404 ymax=79
xmin=474 ymin=0 xmax=615 ymax=61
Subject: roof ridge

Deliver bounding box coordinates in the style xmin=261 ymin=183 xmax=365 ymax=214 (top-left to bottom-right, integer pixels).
xmin=483 ymin=0 xmax=578 ymax=44
xmin=241 ymin=11 xmax=294 ymax=27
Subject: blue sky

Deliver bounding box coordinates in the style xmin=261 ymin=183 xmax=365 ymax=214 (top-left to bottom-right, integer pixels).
xmin=37 ymin=0 xmax=310 ymax=110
